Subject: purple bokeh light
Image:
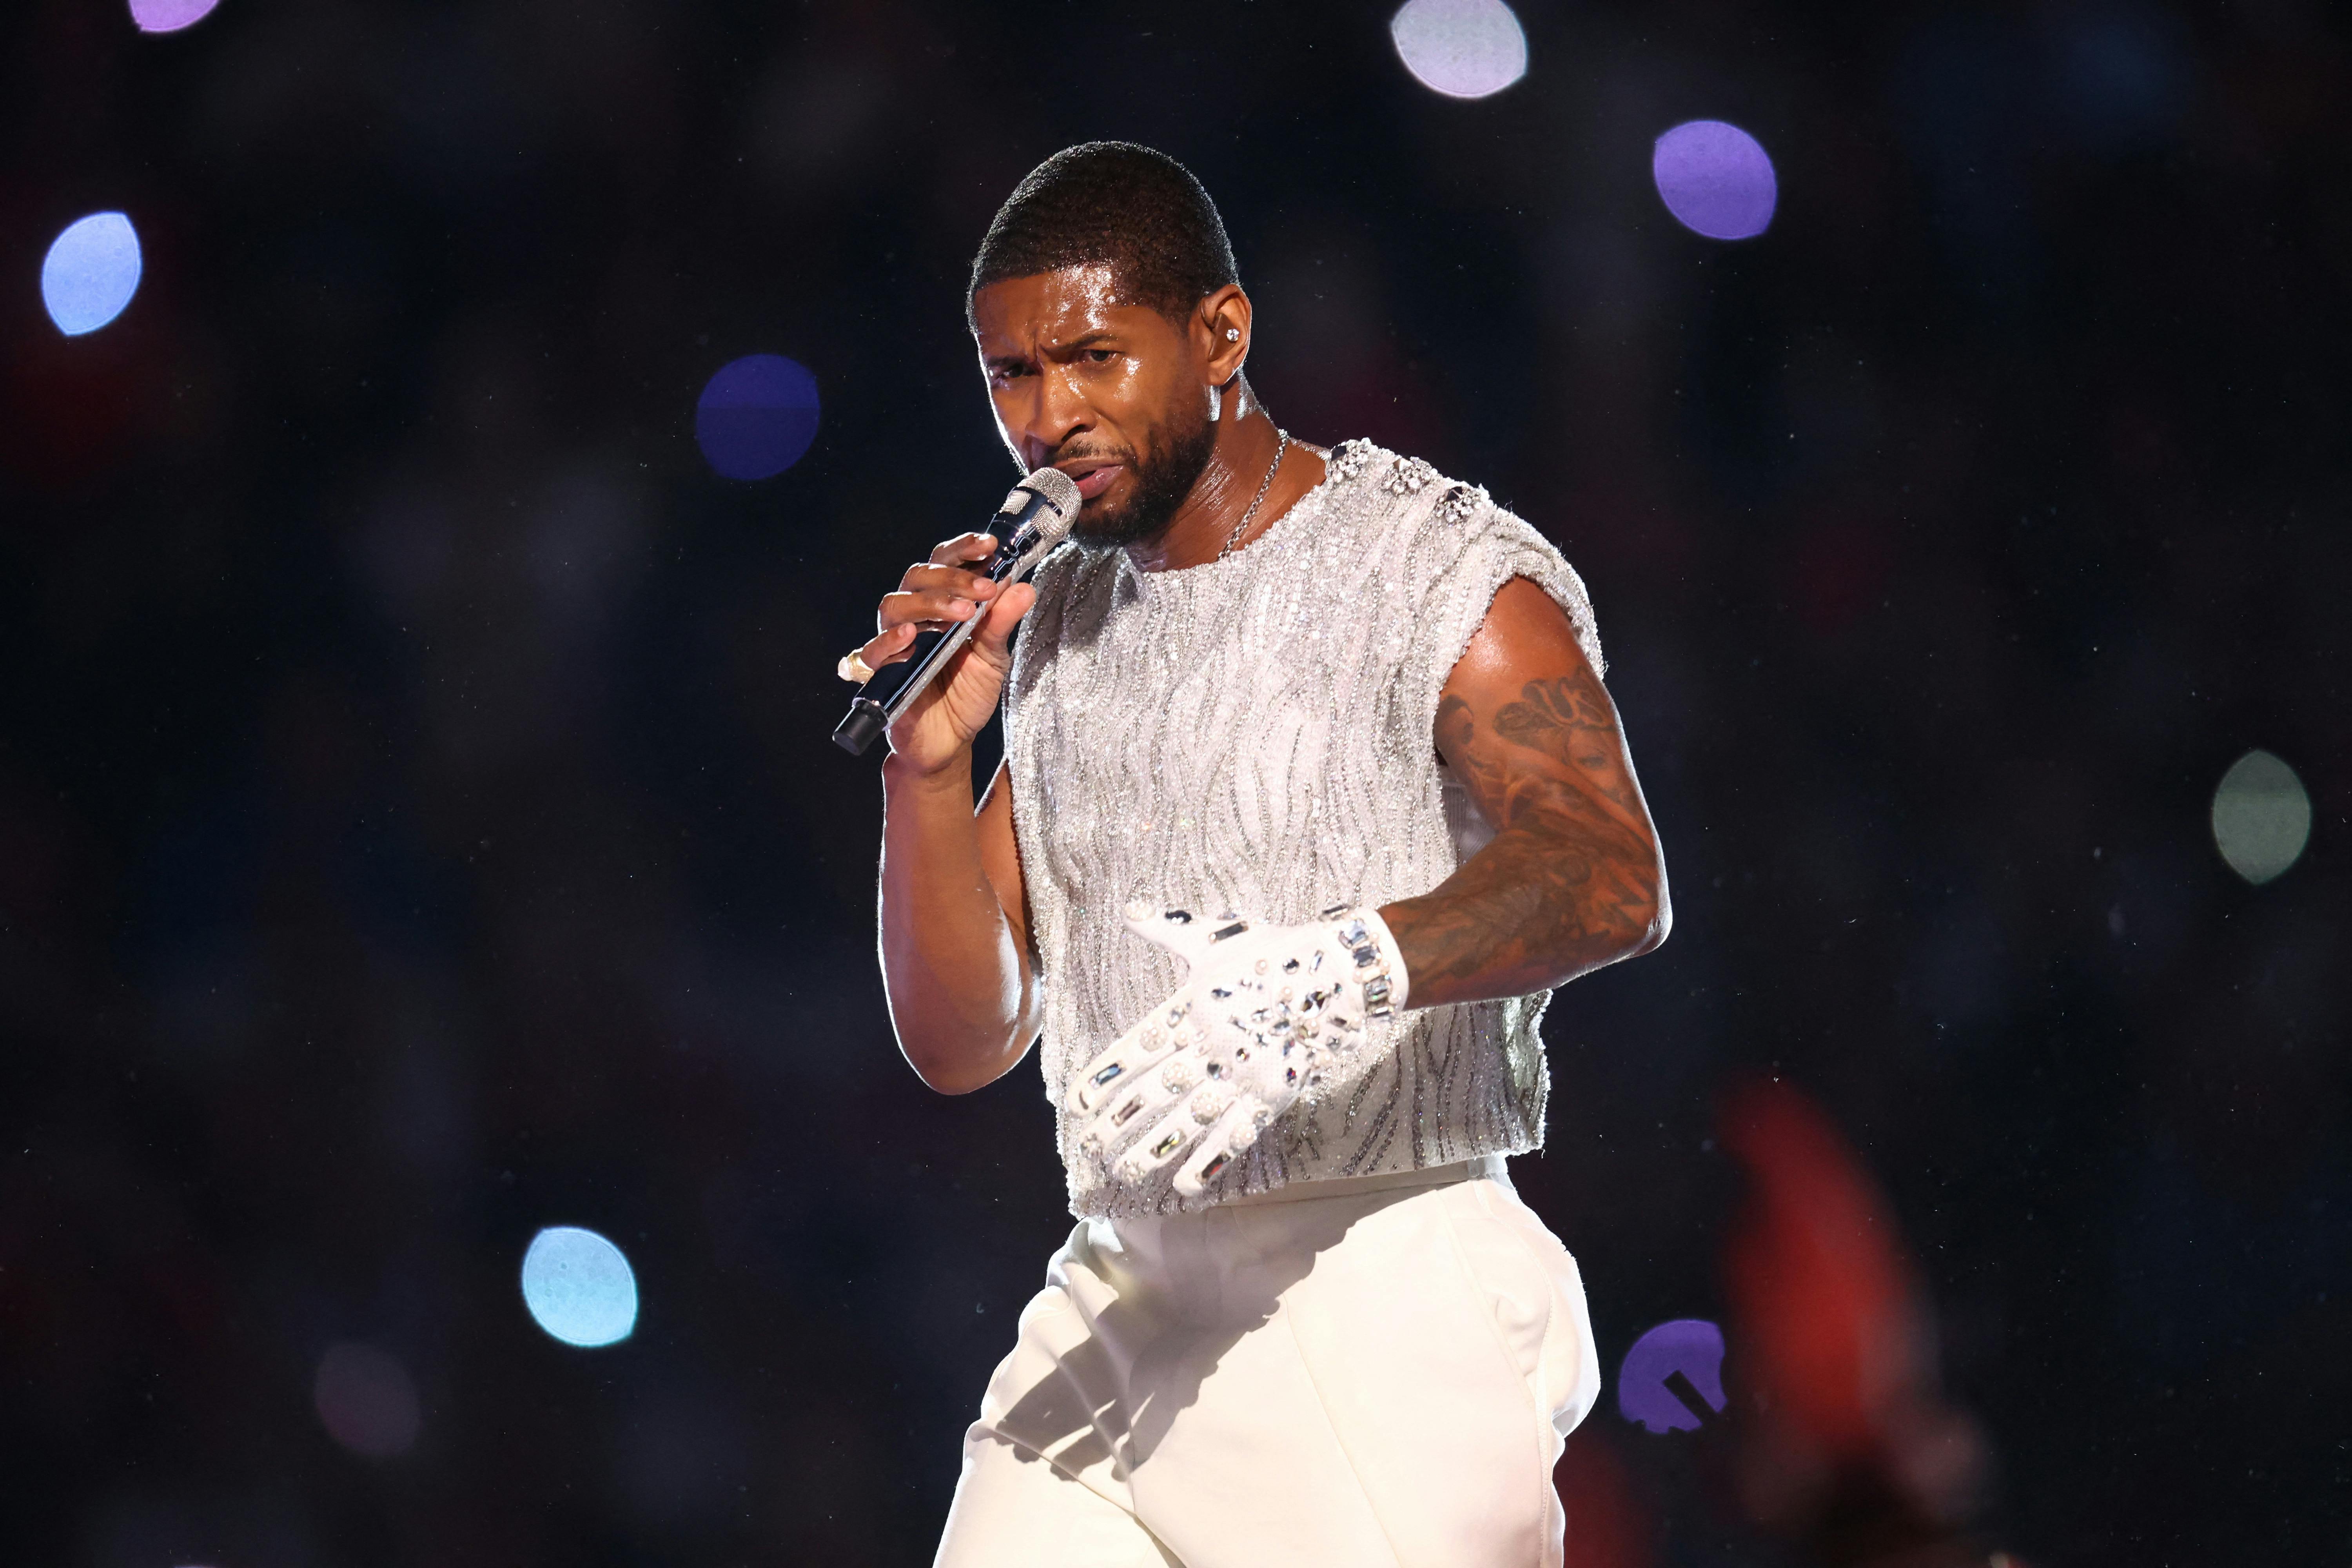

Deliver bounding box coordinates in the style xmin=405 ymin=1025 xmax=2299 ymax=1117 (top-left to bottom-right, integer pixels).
xmin=1652 ymin=121 xmax=1778 ymax=241
xmin=129 ymin=0 xmax=220 ymax=33
xmin=695 ymin=354 xmax=820 ymax=481
xmin=1617 ymin=1317 xmax=1726 ymax=1433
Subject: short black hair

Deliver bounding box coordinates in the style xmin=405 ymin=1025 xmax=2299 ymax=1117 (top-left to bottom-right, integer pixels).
xmin=969 ymin=142 xmax=1239 ymax=326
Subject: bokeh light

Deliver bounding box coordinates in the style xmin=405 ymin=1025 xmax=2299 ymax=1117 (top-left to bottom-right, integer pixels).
xmin=1389 ymin=0 xmax=1528 ymax=100
xmin=1652 ymin=121 xmax=1779 ymax=241
xmin=313 ymin=1342 xmax=422 ymax=1458
xmin=41 ymin=212 xmax=143 ymax=336
xmin=129 ymin=0 xmax=220 ymax=33
xmin=1617 ymin=1317 xmax=1726 ymax=1433
xmin=2210 ymin=749 xmax=2310 ymax=885
xmin=695 ymin=353 xmax=820 ymax=481
xmin=522 ymin=1225 xmax=639 ymax=1347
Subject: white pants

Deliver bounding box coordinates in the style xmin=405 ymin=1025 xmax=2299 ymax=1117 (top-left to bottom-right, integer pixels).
xmin=936 ymin=1158 xmax=1600 ymax=1568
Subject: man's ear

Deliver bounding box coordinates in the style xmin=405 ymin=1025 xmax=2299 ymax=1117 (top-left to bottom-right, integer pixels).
xmin=1198 ymin=284 xmax=1252 ymax=385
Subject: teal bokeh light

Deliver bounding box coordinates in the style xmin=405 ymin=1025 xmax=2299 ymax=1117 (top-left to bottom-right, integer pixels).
xmin=521 ymin=1225 xmax=639 ymax=1347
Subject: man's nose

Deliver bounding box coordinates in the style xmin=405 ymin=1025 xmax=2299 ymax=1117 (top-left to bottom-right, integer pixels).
xmin=1031 ymin=364 xmax=1093 ymax=456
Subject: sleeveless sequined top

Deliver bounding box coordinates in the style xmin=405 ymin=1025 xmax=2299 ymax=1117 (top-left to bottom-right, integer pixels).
xmin=1005 ymin=439 xmax=1604 ymax=1218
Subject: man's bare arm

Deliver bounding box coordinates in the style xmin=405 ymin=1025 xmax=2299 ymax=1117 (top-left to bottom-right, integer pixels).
xmin=861 ymin=531 xmax=1044 ymax=1093
xmin=1379 ymin=577 xmax=1669 ymax=1007
xmin=878 ymin=755 xmax=1041 ymax=1093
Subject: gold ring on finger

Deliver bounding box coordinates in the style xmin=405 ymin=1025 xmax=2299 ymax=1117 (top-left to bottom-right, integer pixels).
xmin=837 ymin=648 xmax=877 ymax=685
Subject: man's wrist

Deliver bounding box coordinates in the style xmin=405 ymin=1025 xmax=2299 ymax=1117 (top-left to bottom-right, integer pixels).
xmin=1369 ymin=903 xmax=1419 ymax=1011
xmin=1345 ymin=905 xmax=1409 ymax=1016
xmin=881 ymin=748 xmax=976 ymax=797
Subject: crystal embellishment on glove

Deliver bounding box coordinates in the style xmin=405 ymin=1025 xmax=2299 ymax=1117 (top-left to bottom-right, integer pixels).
xmin=1066 ymin=902 xmax=1408 ymax=1200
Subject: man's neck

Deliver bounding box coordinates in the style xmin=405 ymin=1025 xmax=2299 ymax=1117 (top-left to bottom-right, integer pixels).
xmin=1125 ymin=408 xmax=1295 ymax=574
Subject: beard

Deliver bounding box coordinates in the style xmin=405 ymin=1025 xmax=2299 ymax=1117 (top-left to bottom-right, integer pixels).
xmin=1060 ymin=401 xmax=1218 ymax=552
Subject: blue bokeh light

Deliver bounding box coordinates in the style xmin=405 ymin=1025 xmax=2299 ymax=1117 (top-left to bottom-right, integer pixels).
xmin=42 ymin=212 xmax=143 ymax=336
xmin=695 ymin=354 xmax=820 ymax=481
xmin=1617 ymin=1317 xmax=1726 ymax=1433
xmin=521 ymin=1225 xmax=639 ymax=1347
xmin=1652 ymin=121 xmax=1779 ymax=241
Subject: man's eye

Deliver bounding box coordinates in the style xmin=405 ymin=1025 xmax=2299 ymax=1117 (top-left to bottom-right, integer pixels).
xmin=1085 ymin=349 xmax=1117 ymax=363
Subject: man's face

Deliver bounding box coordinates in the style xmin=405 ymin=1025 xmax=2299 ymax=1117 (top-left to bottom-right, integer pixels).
xmin=972 ymin=265 xmax=1216 ymax=549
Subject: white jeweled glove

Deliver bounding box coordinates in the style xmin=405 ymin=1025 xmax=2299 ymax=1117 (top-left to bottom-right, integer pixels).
xmin=1066 ymin=903 xmax=1409 ymax=1199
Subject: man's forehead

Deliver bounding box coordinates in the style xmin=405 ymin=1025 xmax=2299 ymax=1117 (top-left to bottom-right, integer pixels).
xmin=973 ymin=263 xmax=1155 ymax=349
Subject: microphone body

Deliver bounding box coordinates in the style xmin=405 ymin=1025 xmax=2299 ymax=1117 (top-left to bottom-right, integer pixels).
xmin=832 ymin=467 xmax=1081 ymax=757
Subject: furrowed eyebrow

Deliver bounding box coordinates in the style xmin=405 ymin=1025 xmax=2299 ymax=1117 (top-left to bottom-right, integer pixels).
xmin=983 ymin=330 xmax=1117 ymax=374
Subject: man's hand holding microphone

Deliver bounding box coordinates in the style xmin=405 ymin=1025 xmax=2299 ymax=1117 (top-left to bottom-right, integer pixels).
xmin=833 ymin=466 xmax=1078 ymax=760
xmin=842 ymin=529 xmax=1036 ymax=768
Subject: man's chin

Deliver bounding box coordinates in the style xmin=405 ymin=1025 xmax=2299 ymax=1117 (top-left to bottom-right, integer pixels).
xmin=1056 ymin=412 xmax=1212 ymax=553
xmin=1069 ymin=500 xmax=1168 ymax=551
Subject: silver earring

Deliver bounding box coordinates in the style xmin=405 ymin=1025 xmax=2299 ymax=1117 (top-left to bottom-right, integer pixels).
xmin=1208 ymin=383 xmax=1222 ymax=422
xmin=1225 ymin=327 xmax=1240 ymax=341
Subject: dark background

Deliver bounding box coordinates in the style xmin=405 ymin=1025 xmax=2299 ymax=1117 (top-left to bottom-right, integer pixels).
xmin=4 ymin=0 xmax=2346 ymax=1563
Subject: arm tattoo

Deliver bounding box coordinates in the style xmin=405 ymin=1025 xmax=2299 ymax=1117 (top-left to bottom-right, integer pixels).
xmin=1388 ymin=664 xmax=1663 ymax=1006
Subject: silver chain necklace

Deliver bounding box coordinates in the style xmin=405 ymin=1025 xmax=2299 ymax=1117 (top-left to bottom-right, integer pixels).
xmin=1217 ymin=428 xmax=1290 ymax=560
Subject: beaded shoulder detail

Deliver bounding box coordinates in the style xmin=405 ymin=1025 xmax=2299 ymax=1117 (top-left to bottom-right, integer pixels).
xmin=1324 ymin=439 xmax=1483 ymax=521
xmin=1323 ymin=438 xmax=1377 ymax=486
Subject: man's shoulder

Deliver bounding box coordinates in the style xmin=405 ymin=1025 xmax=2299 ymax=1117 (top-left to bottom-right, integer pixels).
xmin=1325 ymin=438 xmax=1602 ymax=675
xmin=1321 ymin=438 xmax=1546 ymax=560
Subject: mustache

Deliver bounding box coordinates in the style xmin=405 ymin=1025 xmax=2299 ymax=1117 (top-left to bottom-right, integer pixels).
xmin=1047 ymin=442 xmax=1136 ymax=470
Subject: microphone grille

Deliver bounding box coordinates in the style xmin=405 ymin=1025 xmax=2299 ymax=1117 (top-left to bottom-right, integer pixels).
xmin=1019 ymin=466 xmax=1082 ymax=544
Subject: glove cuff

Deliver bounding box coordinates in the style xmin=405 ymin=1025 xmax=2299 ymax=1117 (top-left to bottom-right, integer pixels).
xmin=1324 ymin=904 xmax=1409 ymax=1017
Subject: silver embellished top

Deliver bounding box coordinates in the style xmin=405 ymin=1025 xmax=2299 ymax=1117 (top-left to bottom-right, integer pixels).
xmin=1005 ymin=439 xmax=1604 ymax=1218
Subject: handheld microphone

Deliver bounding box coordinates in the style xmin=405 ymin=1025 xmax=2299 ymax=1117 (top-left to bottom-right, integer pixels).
xmin=831 ymin=465 xmax=1081 ymax=757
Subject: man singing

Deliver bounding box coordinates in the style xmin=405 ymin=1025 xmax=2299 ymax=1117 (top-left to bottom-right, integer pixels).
xmin=844 ymin=143 xmax=1670 ymax=1567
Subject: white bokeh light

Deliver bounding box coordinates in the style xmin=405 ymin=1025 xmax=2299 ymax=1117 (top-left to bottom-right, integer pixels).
xmin=522 ymin=1225 xmax=639 ymax=1347
xmin=41 ymin=212 xmax=143 ymax=336
xmin=2210 ymin=749 xmax=2310 ymax=885
xmin=1390 ymin=0 xmax=1528 ymax=100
